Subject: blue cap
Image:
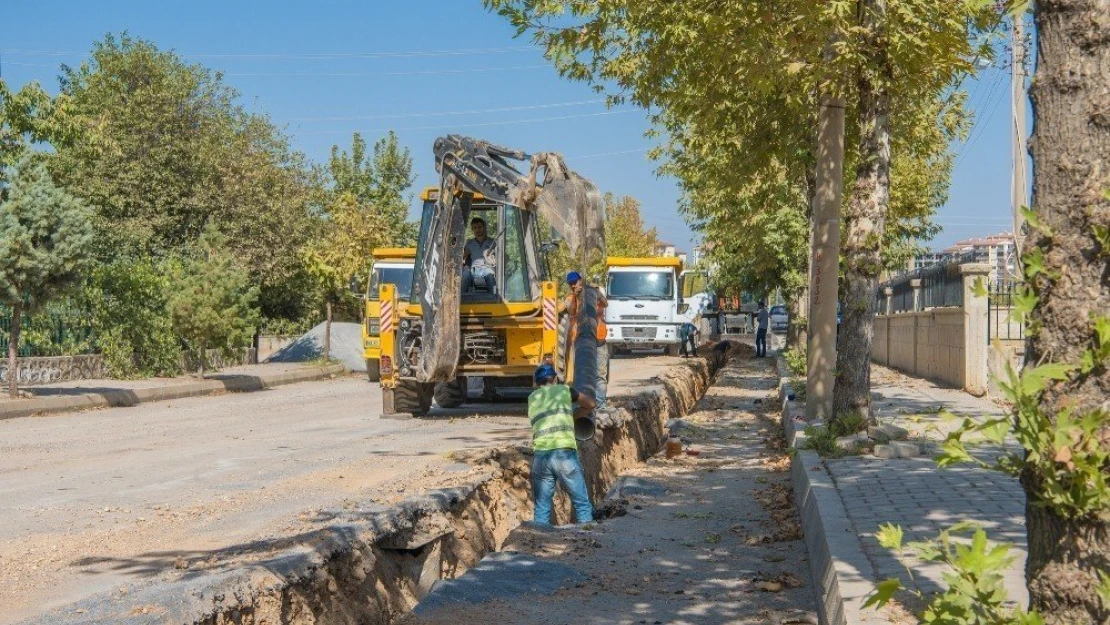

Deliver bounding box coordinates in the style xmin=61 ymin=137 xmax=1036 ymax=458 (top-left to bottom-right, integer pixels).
xmin=566 ymin=271 xmax=582 ymax=284
xmin=534 ymin=363 xmax=558 ymax=384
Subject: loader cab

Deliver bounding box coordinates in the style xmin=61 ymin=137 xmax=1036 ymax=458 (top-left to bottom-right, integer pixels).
xmin=412 ymin=187 xmax=543 ymax=307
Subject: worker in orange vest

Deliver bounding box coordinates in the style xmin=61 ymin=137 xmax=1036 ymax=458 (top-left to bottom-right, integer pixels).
xmin=565 ymin=271 xmax=610 ymax=413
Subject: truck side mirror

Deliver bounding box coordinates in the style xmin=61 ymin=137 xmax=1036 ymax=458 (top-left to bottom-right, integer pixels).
xmin=679 ymin=303 xmax=690 ymax=315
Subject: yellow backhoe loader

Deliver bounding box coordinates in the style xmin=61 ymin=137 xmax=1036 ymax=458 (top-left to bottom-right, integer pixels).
xmin=377 ymin=135 xmax=605 ymax=417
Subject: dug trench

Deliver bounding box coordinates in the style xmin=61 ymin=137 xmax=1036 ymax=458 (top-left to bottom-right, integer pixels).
xmin=34 ymin=348 xmax=733 ymax=625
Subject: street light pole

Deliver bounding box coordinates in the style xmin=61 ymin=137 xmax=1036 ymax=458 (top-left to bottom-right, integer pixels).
xmin=1011 ymin=13 xmax=1029 ymax=259
xmin=805 ymin=92 xmax=845 ymax=420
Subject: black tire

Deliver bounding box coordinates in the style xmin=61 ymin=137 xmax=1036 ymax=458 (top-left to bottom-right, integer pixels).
xmin=433 ymin=379 xmax=466 ymax=408
xmin=383 ymin=380 xmax=432 ymax=418
xmin=366 ymin=359 xmax=380 ymax=382
xmin=665 ymin=344 xmax=681 ymax=357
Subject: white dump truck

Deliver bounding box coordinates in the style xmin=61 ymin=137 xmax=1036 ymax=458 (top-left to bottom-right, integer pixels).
xmin=603 ymin=257 xmax=690 ymax=356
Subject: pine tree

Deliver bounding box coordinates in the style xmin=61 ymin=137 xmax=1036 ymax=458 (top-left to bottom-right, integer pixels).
xmin=0 ymin=155 xmax=94 ymax=398
xmin=166 ymin=225 xmax=260 ymax=378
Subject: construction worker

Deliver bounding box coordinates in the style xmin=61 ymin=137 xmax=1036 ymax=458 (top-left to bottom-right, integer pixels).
xmin=565 ymin=270 xmax=610 ymax=411
xmin=463 ymin=217 xmax=497 ymax=293
xmin=529 ymin=363 xmax=596 ymax=525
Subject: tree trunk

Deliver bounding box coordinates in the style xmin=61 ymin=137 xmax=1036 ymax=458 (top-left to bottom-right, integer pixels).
xmin=832 ymin=0 xmax=892 ymax=423
xmin=7 ymin=304 xmax=21 ymax=399
xmin=787 ymin=295 xmax=807 ymax=353
xmin=324 ymin=300 xmax=332 ymax=362
xmin=197 ymin=340 xmax=206 ymax=379
xmin=1025 ymin=1 xmax=1110 ymax=621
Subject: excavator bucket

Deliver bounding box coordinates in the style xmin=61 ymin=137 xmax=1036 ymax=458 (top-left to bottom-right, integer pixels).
xmin=528 ymin=153 xmax=606 ymax=265
xmin=414 ymin=191 xmax=468 ymax=383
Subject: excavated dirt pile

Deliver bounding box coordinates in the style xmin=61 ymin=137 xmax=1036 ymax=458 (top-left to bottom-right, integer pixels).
xmin=41 ymin=351 xmax=728 ymax=625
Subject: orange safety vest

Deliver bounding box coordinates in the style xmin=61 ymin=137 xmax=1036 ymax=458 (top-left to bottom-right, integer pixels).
xmin=566 ymin=287 xmax=607 ymax=343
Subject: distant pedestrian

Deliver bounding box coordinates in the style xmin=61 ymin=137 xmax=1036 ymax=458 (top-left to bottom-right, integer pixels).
xmin=679 ymin=321 xmax=699 ymax=358
xmin=755 ymin=301 xmax=769 ymax=357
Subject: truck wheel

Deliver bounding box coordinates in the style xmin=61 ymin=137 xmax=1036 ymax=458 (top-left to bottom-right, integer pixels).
xmin=434 ymin=379 xmax=466 ymax=408
xmin=366 ymin=359 xmax=380 ymax=382
xmin=383 ymin=380 xmax=432 ymax=418
xmin=665 ymin=344 xmax=680 ymax=357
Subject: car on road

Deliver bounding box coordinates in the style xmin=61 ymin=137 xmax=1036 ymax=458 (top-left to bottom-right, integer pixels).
xmin=769 ymin=305 xmax=789 ymax=332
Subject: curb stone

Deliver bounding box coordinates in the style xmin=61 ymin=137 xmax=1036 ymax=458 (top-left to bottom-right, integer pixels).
xmin=778 ymin=356 xmax=887 ymax=625
xmin=0 ymin=364 xmax=347 ymax=422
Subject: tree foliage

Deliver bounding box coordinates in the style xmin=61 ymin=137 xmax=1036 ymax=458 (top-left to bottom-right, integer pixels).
xmin=51 ymin=34 xmax=320 ymax=319
xmin=307 ymin=131 xmax=418 ymax=319
xmin=165 ymin=225 xmax=260 ymax=377
xmin=0 ymin=155 xmax=95 ymax=396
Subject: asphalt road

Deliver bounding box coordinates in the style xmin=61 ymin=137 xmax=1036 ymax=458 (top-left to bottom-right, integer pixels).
xmin=0 ymin=354 xmax=679 ymax=624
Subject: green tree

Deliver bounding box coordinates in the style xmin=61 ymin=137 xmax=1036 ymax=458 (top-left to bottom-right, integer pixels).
xmin=0 ymin=80 xmax=63 ymax=185
xmin=51 ymin=33 xmax=320 ymax=322
xmin=328 ymin=131 xmax=417 ymax=245
xmin=0 ymin=155 xmax=94 ymax=397
xmin=83 ymin=259 xmax=182 ymax=378
xmin=302 ymin=131 xmax=418 ymax=358
xmin=485 ymin=0 xmax=993 ymax=422
xmin=166 ymin=225 xmax=260 ymax=378
xmin=604 ymin=193 xmax=659 ymax=259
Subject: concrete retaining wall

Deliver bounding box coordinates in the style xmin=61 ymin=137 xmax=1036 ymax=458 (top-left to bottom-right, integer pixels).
xmin=873 ymin=310 xmax=967 ymax=388
xmin=0 ymin=355 xmax=106 ymax=387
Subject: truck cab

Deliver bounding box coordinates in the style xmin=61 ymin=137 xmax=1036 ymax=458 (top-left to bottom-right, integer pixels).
xmin=363 ymin=247 xmax=416 ymax=381
xmin=603 ymin=257 xmax=686 ymax=356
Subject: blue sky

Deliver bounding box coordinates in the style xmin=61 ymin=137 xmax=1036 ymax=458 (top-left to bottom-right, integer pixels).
xmin=1 ymin=0 xmax=1021 ymax=253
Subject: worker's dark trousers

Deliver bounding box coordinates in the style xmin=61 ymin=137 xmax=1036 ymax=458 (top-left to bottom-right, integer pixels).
xmin=755 ymin=328 xmax=767 ymax=357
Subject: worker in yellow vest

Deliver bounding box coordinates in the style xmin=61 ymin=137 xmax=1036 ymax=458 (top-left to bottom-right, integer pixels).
xmin=528 ymin=363 xmax=596 ymax=525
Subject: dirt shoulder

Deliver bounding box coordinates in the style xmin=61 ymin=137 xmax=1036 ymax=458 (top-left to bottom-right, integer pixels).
xmin=410 ymin=350 xmax=819 ymax=625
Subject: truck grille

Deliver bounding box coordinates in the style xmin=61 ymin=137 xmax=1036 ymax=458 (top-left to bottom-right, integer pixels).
xmin=620 ymin=315 xmax=660 ymax=321
xmin=621 ymin=326 xmax=658 ymax=339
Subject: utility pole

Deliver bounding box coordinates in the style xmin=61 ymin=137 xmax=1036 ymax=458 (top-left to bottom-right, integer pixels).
xmin=805 ymin=93 xmax=845 ymax=420
xmin=1010 ymin=13 xmax=1029 ymax=258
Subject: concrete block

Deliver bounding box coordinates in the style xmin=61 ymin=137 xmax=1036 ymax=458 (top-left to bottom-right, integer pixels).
xmin=873 ymin=441 xmax=920 ymax=459
xmin=891 ymin=441 xmax=920 ymax=458
xmin=835 ymin=432 xmax=868 ymax=451
xmin=868 ymin=424 xmax=909 ymax=443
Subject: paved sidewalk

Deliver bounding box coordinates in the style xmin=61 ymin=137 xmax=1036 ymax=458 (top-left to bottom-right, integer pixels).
xmin=786 ymin=363 xmax=1027 ymax=623
xmin=409 ymin=351 xmax=819 ymax=625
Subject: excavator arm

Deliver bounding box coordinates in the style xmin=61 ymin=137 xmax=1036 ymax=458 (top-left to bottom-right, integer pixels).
xmin=415 ymin=135 xmax=605 ymax=383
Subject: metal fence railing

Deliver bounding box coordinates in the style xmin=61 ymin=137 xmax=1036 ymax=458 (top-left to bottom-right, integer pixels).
xmin=877 ymin=251 xmax=976 ymax=313
xmin=0 ymin=306 xmax=96 ymax=357
xmin=987 ymin=280 xmax=1025 ymax=342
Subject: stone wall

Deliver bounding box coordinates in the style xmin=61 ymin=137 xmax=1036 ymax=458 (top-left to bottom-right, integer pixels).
xmin=0 ymin=355 xmax=106 ymax=387
xmin=180 ymin=348 xmax=257 ymax=373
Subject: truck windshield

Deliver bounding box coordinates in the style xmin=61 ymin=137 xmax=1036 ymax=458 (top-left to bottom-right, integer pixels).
xmin=607 ymin=271 xmax=673 ymax=300
xmin=369 ymin=266 xmax=414 ymax=300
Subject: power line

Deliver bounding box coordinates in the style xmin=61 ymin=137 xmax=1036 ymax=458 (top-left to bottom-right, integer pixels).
xmin=0 ymin=45 xmax=541 ymax=61
xmin=2 ymin=60 xmax=549 ymax=79
xmin=569 ymin=148 xmax=650 ymax=159
xmin=294 ymin=109 xmax=640 ymax=135
xmin=226 ymin=65 xmax=548 ymax=77
xmin=288 ymin=99 xmax=607 ymax=123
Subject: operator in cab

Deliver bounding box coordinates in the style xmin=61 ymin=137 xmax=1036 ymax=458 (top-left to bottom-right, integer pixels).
xmin=463 ymin=217 xmax=497 ymax=293
xmin=528 ymin=363 xmax=596 ymax=526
